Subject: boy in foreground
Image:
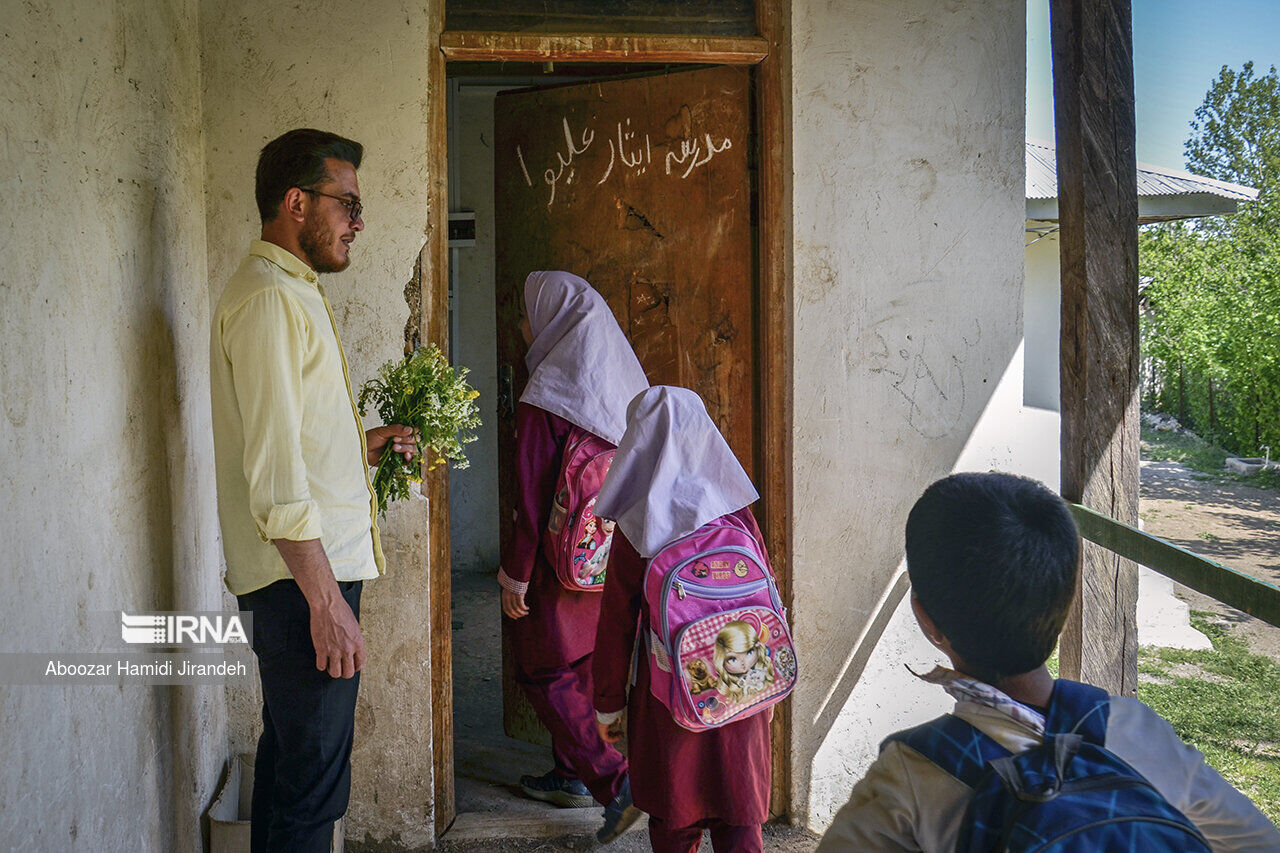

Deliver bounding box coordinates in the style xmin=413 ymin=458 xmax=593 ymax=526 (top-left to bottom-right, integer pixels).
xmin=818 ymin=473 xmax=1279 ymax=851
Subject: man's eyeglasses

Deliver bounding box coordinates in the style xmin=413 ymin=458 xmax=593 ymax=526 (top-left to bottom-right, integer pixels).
xmin=300 ymin=188 xmax=362 ymax=223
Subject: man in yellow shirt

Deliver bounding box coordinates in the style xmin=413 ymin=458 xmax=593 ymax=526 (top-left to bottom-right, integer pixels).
xmin=210 ymin=128 xmax=416 ymax=852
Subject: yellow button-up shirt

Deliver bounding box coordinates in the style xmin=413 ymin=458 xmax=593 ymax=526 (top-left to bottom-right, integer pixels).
xmin=211 ymin=240 xmax=385 ymax=595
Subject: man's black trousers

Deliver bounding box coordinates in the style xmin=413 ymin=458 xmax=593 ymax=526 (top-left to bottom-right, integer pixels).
xmin=237 ymin=579 xmax=362 ymax=853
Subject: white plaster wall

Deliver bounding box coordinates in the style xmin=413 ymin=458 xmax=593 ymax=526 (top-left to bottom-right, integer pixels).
xmin=790 ymin=0 xmax=1027 ymax=828
xmin=449 ymin=89 xmax=501 ymax=577
xmin=1024 ymin=223 xmax=1062 ymax=411
xmin=808 ymin=340 xmax=1062 ymax=830
xmin=198 ymin=1 xmax=436 ymax=846
xmin=0 ymin=2 xmax=225 ymax=849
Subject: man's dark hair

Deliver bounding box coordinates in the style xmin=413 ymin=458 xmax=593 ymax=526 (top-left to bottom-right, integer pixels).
xmin=255 ymin=128 xmax=363 ymax=222
xmin=905 ymin=472 xmax=1080 ymax=684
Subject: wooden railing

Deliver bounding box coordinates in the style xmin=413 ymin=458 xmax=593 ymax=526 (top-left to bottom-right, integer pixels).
xmin=1070 ymin=504 xmax=1280 ymax=630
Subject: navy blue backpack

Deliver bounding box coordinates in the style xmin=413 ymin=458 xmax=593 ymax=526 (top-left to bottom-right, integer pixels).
xmin=883 ymin=679 xmax=1211 ymax=852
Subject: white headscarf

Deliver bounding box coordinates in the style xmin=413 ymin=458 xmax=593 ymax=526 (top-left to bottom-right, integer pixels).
xmin=594 ymin=386 xmax=759 ymax=557
xmin=519 ymin=271 xmax=650 ymax=445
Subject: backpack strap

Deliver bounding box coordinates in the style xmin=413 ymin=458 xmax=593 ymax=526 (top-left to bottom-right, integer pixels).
xmin=881 ymin=715 xmax=1011 ymax=789
xmin=1044 ymin=679 xmax=1110 ymax=745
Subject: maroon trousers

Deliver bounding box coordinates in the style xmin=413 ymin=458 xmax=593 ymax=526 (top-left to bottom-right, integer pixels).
xmin=647 ymin=816 xmax=764 ymax=853
xmin=515 ymin=651 xmax=627 ymax=805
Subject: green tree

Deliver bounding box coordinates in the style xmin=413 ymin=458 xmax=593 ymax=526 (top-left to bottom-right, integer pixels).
xmin=1141 ymin=63 xmax=1280 ymax=454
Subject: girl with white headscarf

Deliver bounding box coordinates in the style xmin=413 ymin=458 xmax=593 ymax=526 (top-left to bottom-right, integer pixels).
xmin=497 ymin=271 xmax=648 ymax=832
xmin=591 ymin=386 xmax=772 ymax=852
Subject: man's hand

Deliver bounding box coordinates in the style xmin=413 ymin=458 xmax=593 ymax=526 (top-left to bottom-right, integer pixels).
xmin=366 ymin=425 xmax=418 ymax=467
xmin=501 ymin=588 xmax=529 ymax=620
xmin=597 ymin=714 xmax=625 ymax=744
xmin=310 ymin=593 xmax=366 ymax=679
xmin=273 ymin=538 xmax=366 ymax=679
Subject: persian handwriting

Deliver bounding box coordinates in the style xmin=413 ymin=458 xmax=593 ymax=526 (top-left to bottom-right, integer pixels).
xmin=542 ymin=117 xmax=595 ymax=206
xmin=665 ymin=134 xmax=733 ymax=179
xmin=542 ymin=117 xmax=595 ymax=207
xmin=598 ymin=118 xmax=653 ymax=185
xmin=516 ymin=146 xmax=533 ymax=187
xmin=520 ymin=117 xmax=734 ymax=205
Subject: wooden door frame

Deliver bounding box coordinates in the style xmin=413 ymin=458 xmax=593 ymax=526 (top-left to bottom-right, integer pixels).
xmin=422 ymin=2 xmax=794 ymax=834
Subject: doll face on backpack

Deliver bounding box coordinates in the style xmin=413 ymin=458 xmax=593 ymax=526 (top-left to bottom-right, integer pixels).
xmin=713 ymin=620 xmax=774 ymax=700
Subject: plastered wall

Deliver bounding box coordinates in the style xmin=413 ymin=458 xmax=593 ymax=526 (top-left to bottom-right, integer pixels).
xmin=0 ymin=1 xmax=225 ymax=849
xmin=789 ymin=0 xmax=1027 ymax=828
xmin=198 ymin=1 xmax=437 ymax=846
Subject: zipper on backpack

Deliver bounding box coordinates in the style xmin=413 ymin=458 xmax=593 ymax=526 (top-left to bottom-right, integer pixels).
xmin=659 ymin=549 xmax=770 ymax=643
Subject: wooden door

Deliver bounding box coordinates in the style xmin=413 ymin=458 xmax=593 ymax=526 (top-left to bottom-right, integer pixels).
xmin=494 ymin=65 xmax=755 ymax=742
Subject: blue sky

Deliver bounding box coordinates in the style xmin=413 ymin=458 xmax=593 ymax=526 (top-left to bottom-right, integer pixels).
xmin=1027 ymin=0 xmax=1280 ymax=171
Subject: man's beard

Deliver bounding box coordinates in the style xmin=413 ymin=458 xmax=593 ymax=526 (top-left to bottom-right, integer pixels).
xmin=298 ymin=213 xmax=350 ymax=273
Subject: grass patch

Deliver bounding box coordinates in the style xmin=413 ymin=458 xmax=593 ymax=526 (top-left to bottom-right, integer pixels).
xmin=1138 ymin=613 xmax=1280 ymax=823
xmin=1141 ymin=426 xmax=1280 ymax=491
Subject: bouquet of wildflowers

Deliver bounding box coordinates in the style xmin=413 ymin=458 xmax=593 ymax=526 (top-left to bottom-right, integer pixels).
xmin=358 ymin=343 xmax=481 ymax=516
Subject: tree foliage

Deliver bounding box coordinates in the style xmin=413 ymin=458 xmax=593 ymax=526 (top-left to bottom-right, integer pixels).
xmin=1141 ymin=63 xmax=1280 ymax=455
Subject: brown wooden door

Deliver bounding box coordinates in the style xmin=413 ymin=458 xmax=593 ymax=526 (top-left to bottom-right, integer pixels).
xmin=494 ymin=65 xmax=755 ymax=742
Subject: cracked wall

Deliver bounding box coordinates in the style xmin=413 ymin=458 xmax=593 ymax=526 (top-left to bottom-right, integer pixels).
xmin=789 ymin=0 xmax=1031 ymax=829
xmin=0 ymin=1 xmax=224 ymax=849
xmin=198 ymin=1 xmax=437 ymax=846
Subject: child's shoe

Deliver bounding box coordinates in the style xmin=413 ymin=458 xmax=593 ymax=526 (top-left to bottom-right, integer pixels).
xmin=519 ymin=771 xmax=594 ymax=808
xmin=596 ymin=776 xmax=642 ymax=843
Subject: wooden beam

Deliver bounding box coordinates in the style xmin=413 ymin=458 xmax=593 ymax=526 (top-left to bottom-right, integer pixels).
xmin=1070 ymin=504 xmax=1280 ymax=628
xmin=1051 ymin=0 xmax=1141 ymax=696
xmin=425 ymin=0 xmax=455 ymax=835
xmin=440 ymin=30 xmax=769 ymax=64
xmin=756 ymin=0 xmax=794 ymax=822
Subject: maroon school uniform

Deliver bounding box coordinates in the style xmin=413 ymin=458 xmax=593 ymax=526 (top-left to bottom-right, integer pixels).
xmin=501 ymin=402 xmax=627 ymax=803
xmin=593 ymin=507 xmax=772 ymax=831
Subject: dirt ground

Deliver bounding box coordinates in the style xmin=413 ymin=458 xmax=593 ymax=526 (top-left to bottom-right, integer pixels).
xmin=1138 ymin=459 xmax=1280 ymax=661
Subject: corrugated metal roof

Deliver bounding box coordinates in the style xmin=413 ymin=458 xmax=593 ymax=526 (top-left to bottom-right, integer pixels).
xmin=1025 ymin=139 xmax=1258 ymax=202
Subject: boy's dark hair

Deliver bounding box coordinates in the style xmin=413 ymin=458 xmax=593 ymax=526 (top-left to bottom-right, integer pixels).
xmin=905 ymin=472 xmax=1080 ymax=684
xmin=255 ymin=128 xmax=363 ymax=222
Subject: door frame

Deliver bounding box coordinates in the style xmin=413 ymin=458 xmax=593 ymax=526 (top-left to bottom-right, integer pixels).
xmin=422 ymin=2 xmax=794 ymax=833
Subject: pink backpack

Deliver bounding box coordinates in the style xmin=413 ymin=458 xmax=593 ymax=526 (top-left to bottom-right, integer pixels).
xmin=643 ymin=514 xmax=798 ymax=731
xmin=544 ymin=427 xmax=617 ymax=592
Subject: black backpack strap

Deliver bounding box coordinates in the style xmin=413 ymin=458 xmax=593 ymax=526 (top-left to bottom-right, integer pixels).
xmin=881 ymin=714 xmax=1011 ymax=789
xmin=1044 ymin=679 xmax=1110 ymax=744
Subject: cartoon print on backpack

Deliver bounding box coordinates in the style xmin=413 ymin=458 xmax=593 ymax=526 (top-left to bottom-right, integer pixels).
xmin=714 ymin=620 xmax=775 ymax=701
xmin=579 ymin=517 xmax=614 ymax=584
xmin=773 ymin=645 xmax=797 ymax=682
xmin=685 ymin=658 xmax=717 ymax=695
xmin=573 ymin=500 xmax=602 ymax=570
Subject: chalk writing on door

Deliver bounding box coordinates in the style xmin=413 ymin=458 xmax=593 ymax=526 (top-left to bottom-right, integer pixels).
xmin=519 ymin=115 xmax=734 ymax=209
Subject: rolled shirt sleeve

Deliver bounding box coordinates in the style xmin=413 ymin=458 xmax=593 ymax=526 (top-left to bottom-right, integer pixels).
xmin=221 ymin=287 xmax=324 ymax=543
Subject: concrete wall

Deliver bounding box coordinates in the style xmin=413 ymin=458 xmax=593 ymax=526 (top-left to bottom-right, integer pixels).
xmin=198 ymin=1 xmax=437 ymax=846
xmin=0 ymin=1 xmax=225 ymax=849
xmin=790 ymin=0 xmax=1028 ymax=829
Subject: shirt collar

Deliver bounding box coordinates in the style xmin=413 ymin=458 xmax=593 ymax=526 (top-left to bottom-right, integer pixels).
xmin=913 ymin=665 xmax=1047 ymax=735
xmin=249 ymin=240 xmax=319 ymax=285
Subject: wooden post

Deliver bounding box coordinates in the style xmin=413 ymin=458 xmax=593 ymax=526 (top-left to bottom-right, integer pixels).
xmin=425 ymin=0 xmax=455 ymax=833
xmin=757 ymin=0 xmax=794 ymax=822
xmin=1051 ymin=0 xmax=1141 ymax=696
